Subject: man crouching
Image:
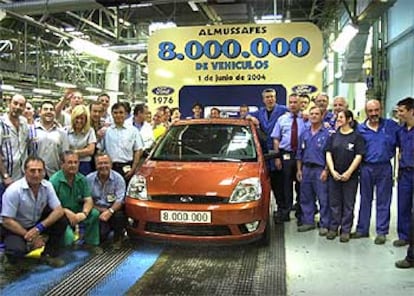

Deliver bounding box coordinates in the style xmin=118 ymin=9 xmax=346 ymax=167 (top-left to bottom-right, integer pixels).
xmin=1 ymin=156 xmax=67 ymax=267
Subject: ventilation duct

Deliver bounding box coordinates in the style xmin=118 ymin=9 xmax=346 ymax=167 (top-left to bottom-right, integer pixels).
xmin=341 ymin=0 xmax=397 ymax=83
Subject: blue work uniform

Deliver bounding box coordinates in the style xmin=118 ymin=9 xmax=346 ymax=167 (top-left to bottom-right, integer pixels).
xmin=296 ymin=126 xmax=330 ymax=228
xmin=396 ymin=124 xmax=414 ymax=242
xmin=249 ymin=104 xmax=288 ymax=168
xmin=249 ymin=105 xmax=287 ymax=221
xmin=356 ymin=119 xmax=400 ymax=236
xmin=326 ymin=130 xmax=365 ymax=234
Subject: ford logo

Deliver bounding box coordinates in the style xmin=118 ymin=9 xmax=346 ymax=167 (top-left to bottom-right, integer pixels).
xmin=291 ymin=84 xmax=318 ymax=94
xmin=152 ymin=86 xmax=175 ymax=95
xmin=179 ymin=196 xmax=193 ymax=203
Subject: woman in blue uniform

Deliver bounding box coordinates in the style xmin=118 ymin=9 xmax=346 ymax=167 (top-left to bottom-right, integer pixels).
xmin=325 ymin=110 xmax=365 ymax=242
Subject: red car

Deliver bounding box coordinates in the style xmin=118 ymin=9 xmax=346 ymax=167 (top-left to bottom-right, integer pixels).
xmin=125 ymin=118 xmax=273 ymax=244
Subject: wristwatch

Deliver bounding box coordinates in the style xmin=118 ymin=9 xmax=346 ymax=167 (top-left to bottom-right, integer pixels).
xmin=2 ymin=173 xmax=9 ymax=179
xmin=108 ymin=208 xmax=115 ymax=214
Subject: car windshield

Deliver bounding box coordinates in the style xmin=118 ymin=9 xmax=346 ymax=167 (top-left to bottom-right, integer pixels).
xmin=152 ymin=123 xmax=257 ymax=162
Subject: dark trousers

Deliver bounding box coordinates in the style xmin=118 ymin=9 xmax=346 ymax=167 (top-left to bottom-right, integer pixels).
xmin=397 ymin=168 xmax=414 ymax=241
xmin=281 ymin=155 xmax=300 ymax=219
xmin=357 ymin=163 xmax=393 ymax=235
xmin=100 ymin=209 xmax=128 ymax=242
xmin=328 ymin=176 xmax=358 ymax=234
xmin=112 ymin=162 xmax=132 ymax=180
xmin=300 ymin=166 xmax=330 ymax=228
xmin=407 ymin=208 xmax=414 ymax=262
xmin=3 ymin=208 xmax=68 ymax=258
xmin=270 ymin=169 xmax=284 ymax=213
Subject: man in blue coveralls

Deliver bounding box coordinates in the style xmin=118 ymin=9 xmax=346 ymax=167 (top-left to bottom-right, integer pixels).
xmin=352 ymin=99 xmax=400 ymax=244
xmin=296 ymin=106 xmax=330 ymax=235
xmin=247 ymin=88 xmax=288 ymax=223
xmin=393 ymin=98 xmax=414 ymax=268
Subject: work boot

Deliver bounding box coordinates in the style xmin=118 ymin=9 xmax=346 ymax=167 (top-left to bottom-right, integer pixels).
xmin=339 ymin=233 xmax=350 ymax=243
xmin=297 ymin=224 xmax=316 ymax=232
xmin=374 ymin=235 xmax=386 ymax=245
xmin=393 ymin=239 xmax=409 ymax=247
xmin=318 ymin=228 xmax=328 ymax=236
xmin=326 ymin=230 xmax=337 ymax=240
xmin=350 ymin=232 xmax=369 ymax=239
xmin=41 ymin=254 xmax=65 ymax=268
xmin=395 ymin=259 xmax=414 ymax=269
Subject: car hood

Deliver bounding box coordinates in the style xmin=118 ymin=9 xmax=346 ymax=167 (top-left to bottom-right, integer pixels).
xmin=139 ymin=161 xmax=260 ymax=197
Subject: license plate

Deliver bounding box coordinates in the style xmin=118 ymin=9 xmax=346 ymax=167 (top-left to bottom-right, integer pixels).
xmin=160 ymin=210 xmax=211 ymax=223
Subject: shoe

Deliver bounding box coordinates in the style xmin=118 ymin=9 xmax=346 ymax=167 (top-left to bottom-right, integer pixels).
xmin=395 ymin=259 xmax=414 ymax=269
xmin=41 ymin=255 xmax=65 ymax=268
xmin=326 ymin=230 xmax=337 ymax=240
xmin=393 ymin=239 xmax=409 ymax=247
xmin=319 ymin=228 xmax=328 ymax=236
xmin=297 ymin=224 xmax=316 ymax=232
xmin=374 ymin=235 xmax=386 ymax=245
xmin=340 ymin=233 xmax=350 ymax=243
xmin=83 ymin=244 xmax=104 ymax=255
xmin=350 ymin=232 xmax=369 ymax=239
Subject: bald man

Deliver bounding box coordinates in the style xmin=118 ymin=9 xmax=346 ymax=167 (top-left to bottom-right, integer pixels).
xmin=328 ymin=96 xmax=348 ymax=129
xmin=353 ymin=99 xmax=400 ymax=244
xmin=0 ymin=94 xmax=30 ymax=199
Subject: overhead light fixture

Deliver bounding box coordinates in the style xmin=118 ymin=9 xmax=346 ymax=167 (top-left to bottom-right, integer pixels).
xmin=0 ymin=84 xmax=16 ymax=91
xmin=33 ymin=88 xmax=52 ymax=95
xmin=332 ymin=23 xmax=359 ymax=53
xmin=188 ymin=1 xmax=199 ymax=11
xmin=254 ymin=14 xmax=283 ymax=24
xmin=149 ymin=22 xmax=177 ymax=34
xmin=85 ymin=87 xmax=102 ymax=93
xmin=70 ymin=38 xmax=119 ymax=61
xmin=55 ymin=82 xmax=77 ymax=88
xmin=119 ymin=3 xmax=153 ymax=9
xmin=0 ymin=9 xmax=6 ymax=22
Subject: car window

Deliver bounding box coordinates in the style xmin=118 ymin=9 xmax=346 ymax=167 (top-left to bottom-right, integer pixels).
xmin=152 ymin=124 xmax=257 ymax=162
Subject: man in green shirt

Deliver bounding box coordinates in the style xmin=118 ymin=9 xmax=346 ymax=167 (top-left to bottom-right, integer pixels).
xmin=50 ymin=150 xmax=101 ymax=252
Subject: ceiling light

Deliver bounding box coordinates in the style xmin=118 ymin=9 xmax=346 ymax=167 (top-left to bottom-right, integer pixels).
xmin=254 ymin=15 xmax=283 ymax=24
xmin=119 ymin=3 xmax=153 ymax=9
xmin=0 ymin=84 xmax=16 ymax=91
xmin=332 ymin=23 xmax=359 ymax=53
xmin=85 ymin=87 xmax=102 ymax=93
xmin=55 ymin=82 xmax=77 ymax=88
xmin=149 ymin=22 xmax=177 ymax=34
xmin=188 ymin=1 xmax=199 ymax=11
xmin=33 ymin=88 xmax=52 ymax=95
xmin=0 ymin=9 xmax=6 ymax=22
xmin=70 ymin=38 xmax=119 ymax=61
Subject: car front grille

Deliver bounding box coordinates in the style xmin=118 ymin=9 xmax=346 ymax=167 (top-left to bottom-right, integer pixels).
xmin=146 ymin=222 xmax=231 ymax=236
xmin=150 ymin=195 xmax=229 ymax=204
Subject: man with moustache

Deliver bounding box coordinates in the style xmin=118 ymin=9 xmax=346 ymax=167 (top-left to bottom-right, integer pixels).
xmin=0 ymin=94 xmax=30 ymax=199
xmin=352 ymin=99 xmax=400 ymax=244
xmin=296 ymin=106 xmax=330 ymax=234
xmin=34 ymin=101 xmax=69 ymax=178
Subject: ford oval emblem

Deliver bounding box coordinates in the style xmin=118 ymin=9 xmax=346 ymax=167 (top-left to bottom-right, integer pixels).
xmin=180 ymin=196 xmax=193 ymax=203
xmin=291 ymin=84 xmax=318 ymax=94
xmin=152 ymin=86 xmax=175 ymax=95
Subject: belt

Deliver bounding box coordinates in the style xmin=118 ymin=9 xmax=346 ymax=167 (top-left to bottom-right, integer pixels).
xmin=400 ymin=167 xmax=414 ymax=171
xmin=303 ymin=163 xmax=324 ymax=168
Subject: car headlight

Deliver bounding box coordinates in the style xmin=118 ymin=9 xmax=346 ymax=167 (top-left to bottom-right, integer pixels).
xmin=229 ymin=177 xmax=262 ymax=203
xmin=127 ymin=174 xmax=149 ymax=200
